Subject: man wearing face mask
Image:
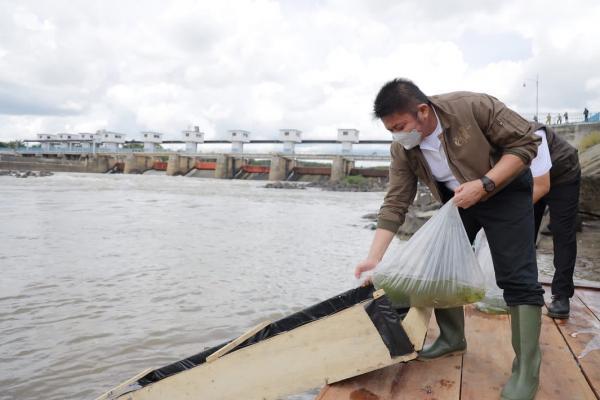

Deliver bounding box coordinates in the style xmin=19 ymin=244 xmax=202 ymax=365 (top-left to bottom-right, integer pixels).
xmin=354 ymin=79 xmax=544 ymax=400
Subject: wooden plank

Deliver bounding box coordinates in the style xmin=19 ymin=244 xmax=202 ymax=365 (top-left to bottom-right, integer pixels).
xmin=95 ymin=368 xmax=154 ymax=400
xmin=315 ymin=363 xmax=409 ymax=400
xmin=537 ymin=307 xmax=597 ymax=399
xmin=316 ymin=357 xmax=462 ymax=400
xmin=316 ymin=309 xmax=460 ymax=400
xmin=401 ymin=307 xmax=432 ymax=352
xmin=463 ymin=303 xmax=596 ymax=400
xmin=117 ymin=301 xmax=420 ymax=400
xmin=390 ymin=356 xmax=461 ymax=399
xmin=540 ymin=276 xmax=600 ymax=291
xmin=460 ymin=306 xmax=513 ymax=399
xmin=206 ymin=320 xmax=272 ymax=363
xmin=552 ymin=292 xmax=600 ymax=397
xmin=578 ymin=288 xmax=600 ymax=320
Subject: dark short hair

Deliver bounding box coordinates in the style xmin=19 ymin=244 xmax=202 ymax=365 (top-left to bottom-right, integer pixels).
xmin=373 ymin=78 xmax=429 ymax=119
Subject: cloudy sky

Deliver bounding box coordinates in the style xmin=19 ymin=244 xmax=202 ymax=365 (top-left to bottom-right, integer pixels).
xmin=1 ymin=0 xmax=599 ymax=142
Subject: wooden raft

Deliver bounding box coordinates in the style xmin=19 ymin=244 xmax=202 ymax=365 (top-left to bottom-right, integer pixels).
xmin=316 ymin=285 xmax=600 ymax=400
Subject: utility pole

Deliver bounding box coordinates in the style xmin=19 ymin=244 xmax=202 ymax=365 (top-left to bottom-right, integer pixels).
xmin=523 ymin=74 xmax=539 ymax=121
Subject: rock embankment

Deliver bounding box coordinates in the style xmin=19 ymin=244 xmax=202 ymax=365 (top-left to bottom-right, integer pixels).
xmin=579 ymin=143 xmax=600 ymax=218
xmin=362 ymin=184 xmax=441 ymax=239
xmin=0 ymin=170 xmax=54 ymax=178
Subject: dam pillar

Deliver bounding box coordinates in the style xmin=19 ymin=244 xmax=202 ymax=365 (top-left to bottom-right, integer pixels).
xmin=215 ymin=155 xmax=233 ymax=179
xmin=138 ymin=156 xmax=156 ymax=172
xmin=124 ymin=154 xmax=140 ymax=174
xmin=86 ymin=155 xmax=110 ymax=173
xmin=330 ymin=156 xmax=348 ymax=182
xmin=268 ymin=156 xmax=287 ymax=181
xmin=166 ymin=154 xmax=182 ymax=176
xmin=346 ymin=160 xmax=355 ymax=174
xmin=177 ymin=155 xmax=194 ymax=175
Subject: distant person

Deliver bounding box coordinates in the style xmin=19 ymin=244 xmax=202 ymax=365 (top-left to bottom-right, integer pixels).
xmin=584 ymin=108 xmax=589 ymax=122
xmin=564 ymin=112 xmax=569 ymax=124
xmin=557 ymin=114 xmax=562 ymax=124
xmin=546 ymin=113 xmax=552 ymax=125
xmin=533 ymin=115 xmax=538 ymax=123
xmin=529 ymin=124 xmax=581 ymax=319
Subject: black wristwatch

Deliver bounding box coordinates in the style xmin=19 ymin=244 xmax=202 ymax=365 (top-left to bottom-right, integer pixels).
xmin=480 ymin=175 xmax=496 ymax=193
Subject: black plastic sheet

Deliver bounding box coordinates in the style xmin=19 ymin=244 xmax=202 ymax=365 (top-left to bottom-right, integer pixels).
xmin=137 ymin=285 xmax=412 ymax=387
xmin=365 ymin=296 xmax=414 ymax=357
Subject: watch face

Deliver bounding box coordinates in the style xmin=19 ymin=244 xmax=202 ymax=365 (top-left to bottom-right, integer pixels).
xmin=482 ymin=177 xmax=495 ymax=192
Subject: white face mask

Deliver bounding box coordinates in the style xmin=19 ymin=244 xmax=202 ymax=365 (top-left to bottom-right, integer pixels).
xmin=392 ymin=129 xmax=422 ymax=150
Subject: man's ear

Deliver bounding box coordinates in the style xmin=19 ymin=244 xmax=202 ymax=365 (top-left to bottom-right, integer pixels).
xmin=417 ymin=103 xmax=430 ymax=120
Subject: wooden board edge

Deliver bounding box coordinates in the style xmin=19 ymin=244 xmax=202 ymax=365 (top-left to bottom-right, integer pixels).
xmin=540 ymin=276 xmax=600 ymax=291
xmin=95 ymin=367 xmax=154 ymax=400
xmin=207 ymin=320 xmax=272 ymax=363
xmin=401 ymin=307 xmax=432 ymax=351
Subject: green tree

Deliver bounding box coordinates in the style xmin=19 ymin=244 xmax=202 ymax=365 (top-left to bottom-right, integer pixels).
xmin=8 ymin=140 xmax=24 ymax=149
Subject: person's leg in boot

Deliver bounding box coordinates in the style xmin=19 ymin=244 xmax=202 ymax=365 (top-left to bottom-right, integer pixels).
xmin=545 ymin=178 xmax=580 ymax=319
xmin=418 ymin=307 xmax=466 ymax=360
xmin=478 ymin=171 xmax=544 ymax=399
xmin=501 ymin=305 xmax=542 ymax=400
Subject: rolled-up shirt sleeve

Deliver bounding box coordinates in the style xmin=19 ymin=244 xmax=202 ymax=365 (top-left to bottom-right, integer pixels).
xmin=377 ymin=142 xmax=418 ymax=233
xmin=473 ymin=94 xmax=541 ymax=165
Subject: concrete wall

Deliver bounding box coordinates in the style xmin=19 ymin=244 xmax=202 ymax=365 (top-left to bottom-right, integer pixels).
xmin=0 ymin=154 xmax=118 ymax=173
xmin=552 ymin=122 xmax=600 ymax=146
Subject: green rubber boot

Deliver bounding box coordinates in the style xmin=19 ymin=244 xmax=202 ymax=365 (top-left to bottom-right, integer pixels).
xmin=501 ymin=305 xmax=542 ymax=400
xmin=418 ymin=307 xmax=466 ymax=360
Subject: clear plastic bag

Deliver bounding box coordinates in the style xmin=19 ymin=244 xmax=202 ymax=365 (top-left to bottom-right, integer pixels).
xmin=373 ymin=201 xmax=485 ymax=308
xmin=473 ymin=230 xmax=508 ymax=314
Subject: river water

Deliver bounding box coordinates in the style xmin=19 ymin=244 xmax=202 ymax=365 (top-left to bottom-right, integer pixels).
xmin=0 ymin=173 xmax=382 ymax=400
xmin=0 ymin=172 xmax=593 ymax=400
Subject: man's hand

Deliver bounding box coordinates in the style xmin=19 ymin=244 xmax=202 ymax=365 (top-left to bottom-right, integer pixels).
xmin=453 ymin=179 xmax=486 ymax=209
xmin=354 ymin=259 xmax=378 ymax=286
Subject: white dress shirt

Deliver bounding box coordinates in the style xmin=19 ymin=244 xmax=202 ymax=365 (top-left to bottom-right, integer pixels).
xmin=419 ymin=111 xmax=460 ymax=191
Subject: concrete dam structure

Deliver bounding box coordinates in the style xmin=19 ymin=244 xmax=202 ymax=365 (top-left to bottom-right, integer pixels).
xmin=0 ymin=151 xmax=390 ymax=182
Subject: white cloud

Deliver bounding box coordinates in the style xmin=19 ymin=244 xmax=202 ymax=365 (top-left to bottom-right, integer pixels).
xmin=0 ymin=0 xmax=599 ymax=141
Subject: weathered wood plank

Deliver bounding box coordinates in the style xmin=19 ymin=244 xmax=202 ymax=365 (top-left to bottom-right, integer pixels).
xmin=402 ymin=307 xmax=432 ymax=352
xmin=578 ymin=288 xmax=600 ymax=321
xmin=389 ymin=356 xmax=461 ymax=399
xmin=95 ymin=368 xmax=154 ymax=400
xmin=539 ymin=276 xmax=600 ymax=291
xmin=551 ymin=292 xmax=600 ymax=398
xmin=206 ymin=320 xmax=271 ymax=363
xmin=316 ymin=310 xmax=461 ymax=400
xmin=460 ymin=306 xmax=512 ymax=399
xmin=537 ymin=308 xmax=597 ymax=399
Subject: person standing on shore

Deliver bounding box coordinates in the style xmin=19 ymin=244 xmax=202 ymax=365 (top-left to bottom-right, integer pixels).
xmin=354 ymin=79 xmax=543 ymax=400
xmin=529 ymin=125 xmax=581 ymax=319
xmin=564 ymin=111 xmax=569 ymax=124
xmin=546 ymin=113 xmax=552 ymax=125
xmin=584 ymin=108 xmax=589 ymax=122
xmin=557 ymin=113 xmax=562 ymax=124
